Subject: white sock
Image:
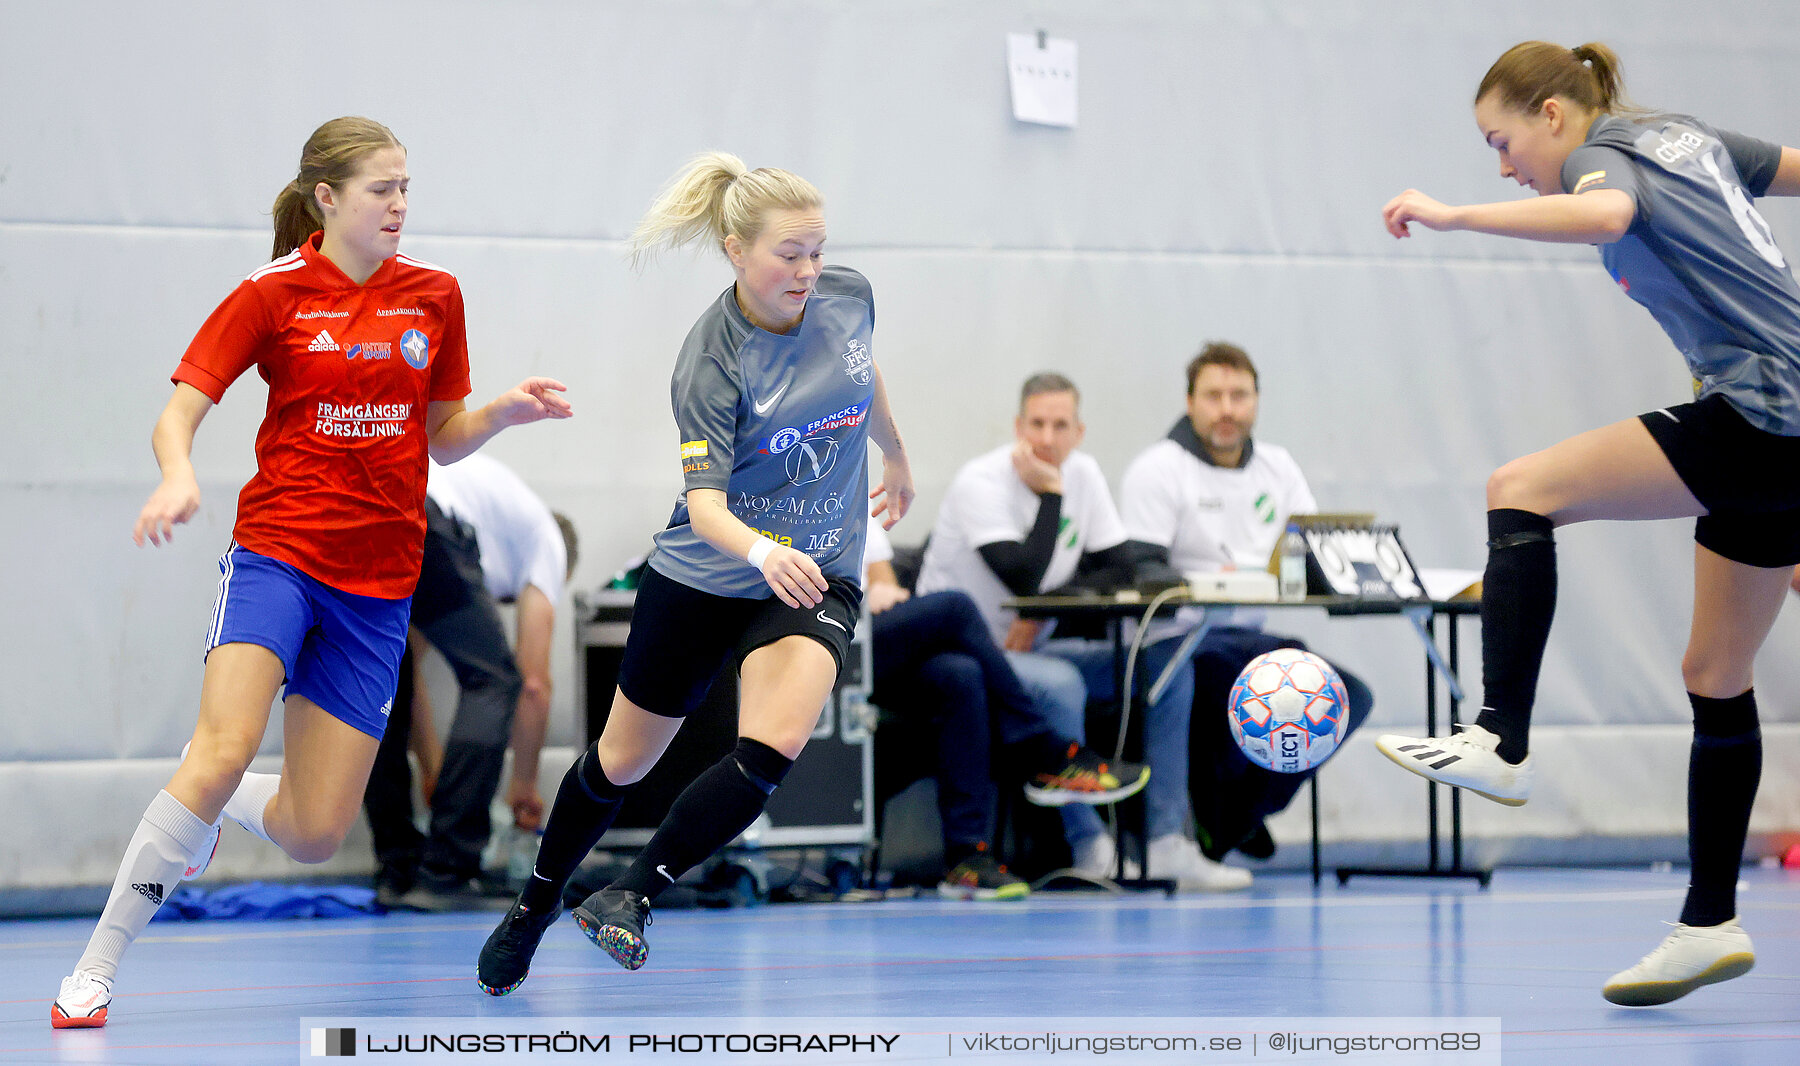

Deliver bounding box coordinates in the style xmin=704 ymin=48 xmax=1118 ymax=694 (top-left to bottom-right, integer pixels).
xmin=75 ymin=790 xmax=212 ymax=982
xmin=222 ymin=770 xmax=281 ymax=844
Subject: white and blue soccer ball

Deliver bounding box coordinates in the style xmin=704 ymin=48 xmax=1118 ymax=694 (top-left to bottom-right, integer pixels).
xmin=1228 ymin=648 xmax=1349 ymax=773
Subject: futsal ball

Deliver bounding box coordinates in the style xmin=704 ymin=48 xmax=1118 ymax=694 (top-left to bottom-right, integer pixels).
xmin=1228 ymin=648 xmax=1349 ymax=773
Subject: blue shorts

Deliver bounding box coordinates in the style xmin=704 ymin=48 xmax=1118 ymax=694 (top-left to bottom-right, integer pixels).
xmin=206 ymin=543 xmax=412 ymax=738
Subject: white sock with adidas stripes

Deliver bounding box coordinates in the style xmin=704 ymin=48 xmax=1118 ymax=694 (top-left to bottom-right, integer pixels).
xmin=75 ymin=790 xmax=213 ymax=982
xmin=222 ymin=770 xmax=281 ymax=844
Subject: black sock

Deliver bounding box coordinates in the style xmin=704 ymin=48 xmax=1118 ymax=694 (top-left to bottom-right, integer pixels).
xmin=519 ymin=745 xmax=628 ymax=912
xmin=1680 ymin=690 xmax=1761 ymax=928
xmin=1473 ymin=508 xmax=1556 ymax=764
xmin=612 ymin=738 xmax=793 ymax=903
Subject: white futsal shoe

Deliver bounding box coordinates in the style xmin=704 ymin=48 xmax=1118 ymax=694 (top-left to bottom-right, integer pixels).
xmin=50 ymin=970 xmax=112 ymax=1029
xmin=1375 ymin=724 xmax=1533 ymax=806
xmin=1135 ymin=834 xmax=1253 ymax=892
xmin=1602 ymin=919 xmax=1755 ymax=1006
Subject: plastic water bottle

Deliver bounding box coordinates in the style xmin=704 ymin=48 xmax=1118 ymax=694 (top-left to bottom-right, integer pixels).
xmin=1278 ymin=522 xmax=1308 ymax=601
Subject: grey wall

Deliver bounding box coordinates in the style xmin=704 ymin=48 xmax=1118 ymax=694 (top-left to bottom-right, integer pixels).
xmin=3 ymin=0 xmax=1797 ymax=888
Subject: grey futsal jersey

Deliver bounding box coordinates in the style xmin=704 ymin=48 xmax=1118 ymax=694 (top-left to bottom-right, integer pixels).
xmin=1564 ymin=114 xmax=1800 ymax=434
xmin=650 ymin=264 xmax=875 ymax=597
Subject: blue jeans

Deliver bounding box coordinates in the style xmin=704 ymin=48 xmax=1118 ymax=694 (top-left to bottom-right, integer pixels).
xmin=1041 ymin=637 xmax=1192 ymax=842
xmin=1004 ymin=650 xmax=1105 ymax=846
xmin=871 ymin=591 xmax=1089 ymax=850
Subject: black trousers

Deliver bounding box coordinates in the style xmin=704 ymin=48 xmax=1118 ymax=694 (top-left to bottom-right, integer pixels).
xmin=868 ymin=590 xmax=1063 ymax=850
xmin=362 ymin=500 xmax=523 ymax=881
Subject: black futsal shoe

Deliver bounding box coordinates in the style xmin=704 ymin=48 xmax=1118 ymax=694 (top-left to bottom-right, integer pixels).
xmin=572 ymin=888 xmax=653 ymax=971
xmin=477 ymin=897 xmax=560 ymax=996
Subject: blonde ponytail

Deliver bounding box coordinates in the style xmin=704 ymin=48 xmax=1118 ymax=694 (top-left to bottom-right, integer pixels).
xmin=628 ymin=152 xmax=748 ymax=265
xmin=629 ymin=152 xmax=823 ymax=267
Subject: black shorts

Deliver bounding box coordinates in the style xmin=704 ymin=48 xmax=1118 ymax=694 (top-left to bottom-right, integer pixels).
xmin=1639 ymin=393 xmax=1800 ymax=567
xmin=616 ymin=564 xmax=863 ymax=719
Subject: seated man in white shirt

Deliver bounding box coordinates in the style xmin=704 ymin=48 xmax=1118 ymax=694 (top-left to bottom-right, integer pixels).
xmin=1115 ymin=342 xmax=1373 ymax=861
xmin=862 ymin=521 xmax=1147 ymax=900
xmin=916 ymin=372 xmax=1248 ymax=890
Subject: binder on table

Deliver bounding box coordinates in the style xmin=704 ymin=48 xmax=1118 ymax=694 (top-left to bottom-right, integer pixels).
xmin=1264 ymin=513 xmax=1428 ymax=600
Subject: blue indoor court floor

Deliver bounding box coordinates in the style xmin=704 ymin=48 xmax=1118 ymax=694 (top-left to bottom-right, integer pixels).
xmin=0 ymin=866 xmax=1795 ymax=1065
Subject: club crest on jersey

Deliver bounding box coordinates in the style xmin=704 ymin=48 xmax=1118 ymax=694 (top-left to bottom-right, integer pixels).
xmin=401 ymin=329 xmax=430 ymax=370
xmin=765 ymin=427 xmax=804 ymax=455
xmin=841 ymin=339 xmax=871 ymax=385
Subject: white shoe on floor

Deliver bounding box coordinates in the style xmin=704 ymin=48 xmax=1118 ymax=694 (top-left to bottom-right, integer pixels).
xmin=1375 ymin=724 xmax=1533 ymax=806
xmin=1142 ymin=834 xmax=1252 ymax=892
xmin=1602 ymin=918 xmax=1755 ymax=1006
xmin=1071 ymin=833 xmax=1118 ymax=879
xmin=51 ymin=970 xmax=112 ymax=1029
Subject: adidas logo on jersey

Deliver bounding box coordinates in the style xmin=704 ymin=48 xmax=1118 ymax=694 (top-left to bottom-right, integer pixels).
xmin=131 ymin=881 xmax=165 ymax=905
xmin=308 ymin=330 xmax=341 ymax=352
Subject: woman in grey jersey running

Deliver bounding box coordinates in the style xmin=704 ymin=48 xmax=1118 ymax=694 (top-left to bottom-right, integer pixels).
xmin=477 ymin=153 xmax=913 ymax=994
xmin=1377 ymin=41 xmax=1800 ymax=1006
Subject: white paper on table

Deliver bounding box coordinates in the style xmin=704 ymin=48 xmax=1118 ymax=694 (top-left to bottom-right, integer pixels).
xmin=1417 ymin=568 xmax=1483 ymax=601
xmin=1006 ymin=32 xmax=1078 ymax=127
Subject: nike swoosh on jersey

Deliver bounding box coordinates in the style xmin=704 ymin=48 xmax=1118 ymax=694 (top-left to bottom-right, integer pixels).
xmin=753 ymin=384 xmax=790 ymax=416
xmin=656 ymin=864 xmax=676 ymax=883
xmin=816 ymin=610 xmax=847 ymax=633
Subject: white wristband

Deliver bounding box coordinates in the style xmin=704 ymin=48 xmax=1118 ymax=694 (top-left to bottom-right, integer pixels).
xmin=746 ymin=538 xmax=775 ymax=570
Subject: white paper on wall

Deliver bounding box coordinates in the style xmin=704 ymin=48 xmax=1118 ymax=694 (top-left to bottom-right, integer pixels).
xmin=1006 ymin=32 xmax=1078 ymax=128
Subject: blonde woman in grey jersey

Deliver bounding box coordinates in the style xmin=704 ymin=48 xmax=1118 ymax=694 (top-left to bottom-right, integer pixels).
xmin=1378 ymin=41 xmax=1800 ymax=1006
xmin=477 ymin=153 xmax=913 ymax=994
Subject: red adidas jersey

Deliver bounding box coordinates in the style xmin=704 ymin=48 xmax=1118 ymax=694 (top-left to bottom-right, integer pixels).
xmin=173 ymin=233 xmax=473 ymax=598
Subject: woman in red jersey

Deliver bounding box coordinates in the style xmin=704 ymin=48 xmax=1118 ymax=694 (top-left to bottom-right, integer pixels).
xmin=51 ymin=116 xmax=571 ymax=1030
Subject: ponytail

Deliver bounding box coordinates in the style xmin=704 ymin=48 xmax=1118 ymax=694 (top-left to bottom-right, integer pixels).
xmin=1568 ymin=43 xmax=1630 ymax=112
xmin=1476 ymin=40 xmax=1644 ymax=119
xmin=628 ymin=152 xmax=747 ymax=265
xmin=270 ymin=117 xmax=403 ymax=260
xmin=628 ymin=152 xmax=823 ymax=268
xmin=270 ymin=180 xmax=320 ymax=260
